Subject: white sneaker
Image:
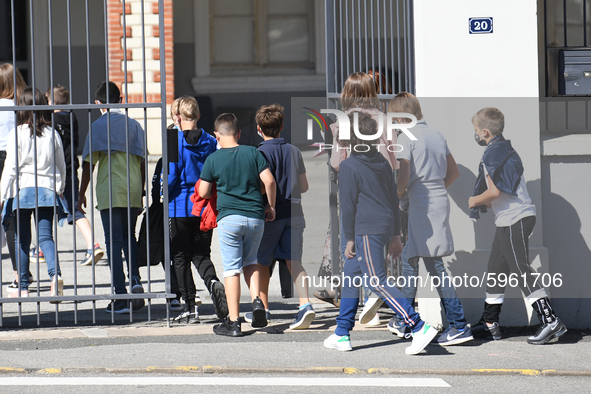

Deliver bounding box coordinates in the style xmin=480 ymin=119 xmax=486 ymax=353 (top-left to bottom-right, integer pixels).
xmin=324 ymin=334 xmax=352 ymax=351
xmin=405 ymin=323 xmax=438 ymax=355
xmin=367 ymin=313 xmax=381 ymax=326
xmin=359 ymin=297 xmax=384 ymax=324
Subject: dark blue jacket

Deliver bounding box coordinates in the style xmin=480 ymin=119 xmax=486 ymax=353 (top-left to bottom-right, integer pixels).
xmin=257 ymin=138 xmax=306 ymax=219
xmin=339 ymin=150 xmax=400 ymax=240
xmin=470 ymin=135 xmax=524 ymax=219
xmin=168 ymin=129 xmax=217 ymax=217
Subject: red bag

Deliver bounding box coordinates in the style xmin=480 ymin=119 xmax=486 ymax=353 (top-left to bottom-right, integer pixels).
xmin=191 ymin=179 xmax=218 ymax=231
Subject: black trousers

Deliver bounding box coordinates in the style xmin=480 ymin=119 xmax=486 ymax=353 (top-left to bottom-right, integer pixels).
xmin=483 ymin=216 xmax=551 ymax=322
xmin=0 ymin=150 xmax=17 ymax=271
xmin=170 ymin=216 xmax=219 ymax=306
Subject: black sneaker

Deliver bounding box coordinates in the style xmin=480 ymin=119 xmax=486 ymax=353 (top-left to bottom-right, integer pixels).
xmin=210 ymin=280 xmax=229 ymax=320
xmin=173 ymin=306 xmax=200 ymax=324
xmin=131 ymin=278 xmax=145 ymax=311
xmin=106 ymin=300 xmax=130 ymax=314
xmin=213 ymin=317 xmax=243 ymax=337
xmin=251 ymin=297 xmax=267 ymax=328
xmin=527 ymin=318 xmax=567 ymax=345
xmin=470 ymin=320 xmax=502 ymax=340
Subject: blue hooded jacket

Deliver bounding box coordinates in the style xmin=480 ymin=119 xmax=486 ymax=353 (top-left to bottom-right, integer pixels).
xmin=168 ymin=129 xmax=217 ymax=217
xmin=339 ymin=150 xmax=401 ymax=240
xmin=470 ymin=135 xmax=524 ymax=219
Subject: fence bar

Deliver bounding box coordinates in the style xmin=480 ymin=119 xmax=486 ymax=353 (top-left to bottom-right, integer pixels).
xmin=65 ymin=0 xmax=79 ymax=326
xmin=345 ymin=0 xmax=350 ymax=79
xmin=564 ymin=0 xmax=568 ymax=47
xmin=84 ymin=0 xmax=97 ymax=325
xmin=158 ymin=0 xmax=172 ymax=327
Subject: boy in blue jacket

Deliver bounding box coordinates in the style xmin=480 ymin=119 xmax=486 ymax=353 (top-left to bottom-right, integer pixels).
xmin=324 ymin=112 xmax=437 ymax=355
xmin=469 ymin=107 xmax=567 ymax=344
xmin=168 ymin=96 xmax=227 ymax=323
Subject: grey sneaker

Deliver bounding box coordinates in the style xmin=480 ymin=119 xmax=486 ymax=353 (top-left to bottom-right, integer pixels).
xmin=131 ymin=279 xmax=145 ymax=311
xmin=471 ymin=320 xmax=502 ymax=340
xmin=527 ymin=318 xmax=567 ymax=345
xmin=437 ymin=326 xmax=474 ymax=346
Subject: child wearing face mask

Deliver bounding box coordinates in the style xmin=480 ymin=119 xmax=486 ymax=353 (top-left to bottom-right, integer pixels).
xmin=468 ymin=107 xmax=567 ymax=345
xmin=78 ymin=81 xmax=146 ymax=314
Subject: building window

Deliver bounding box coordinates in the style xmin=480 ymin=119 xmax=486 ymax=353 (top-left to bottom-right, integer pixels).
xmin=210 ymin=0 xmax=314 ymax=68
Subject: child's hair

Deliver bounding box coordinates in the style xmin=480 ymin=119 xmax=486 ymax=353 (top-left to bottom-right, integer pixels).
xmin=388 ymin=92 xmax=423 ymax=121
xmin=177 ymin=96 xmax=200 ymax=122
xmin=472 ymin=107 xmax=505 ymax=136
xmin=17 ymin=87 xmax=52 ymax=137
xmin=214 ymin=113 xmax=239 ymax=137
xmin=170 ymin=97 xmax=181 ymax=124
xmin=46 ymin=84 xmax=69 ymax=105
xmin=367 ymin=69 xmax=393 ymax=95
xmin=95 ymin=81 xmax=121 ymax=104
xmin=0 ymin=63 xmax=27 ymax=100
xmin=339 ymin=111 xmax=380 ymax=153
xmin=340 ymin=72 xmax=380 ymax=111
xmin=255 ymin=104 xmax=284 ymax=138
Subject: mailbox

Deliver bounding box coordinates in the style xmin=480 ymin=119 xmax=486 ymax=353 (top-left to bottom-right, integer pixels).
xmin=556 ymin=49 xmax=591 ymax=95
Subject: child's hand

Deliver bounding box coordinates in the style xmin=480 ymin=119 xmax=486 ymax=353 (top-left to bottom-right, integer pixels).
xmin=387 ymin=235 xmax=403 ymax=260
xmin=77 ymin=195 xmax=87 ymax=214
xmin=345 ymin=240 xmax=356 ymax=259
xmin=264 ymin=205 xmax=275 ymax=222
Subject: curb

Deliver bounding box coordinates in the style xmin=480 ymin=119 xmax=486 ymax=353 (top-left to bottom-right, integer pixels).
xmin=0 ymin=366 xmax=590 ymax=377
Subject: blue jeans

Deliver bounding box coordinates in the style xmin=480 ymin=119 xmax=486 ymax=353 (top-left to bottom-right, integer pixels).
xmin=17 ymin=208 xmax=61 ymax=289
xmin=335 ymin=233 xmax=424 ymax=336
xmin=100 ymin=208 xmax=140 ymax=294
xmin=217 ymin=214 xmax=265 ymax=277
xmin=399 ymin=242 xmax=467 ymax=329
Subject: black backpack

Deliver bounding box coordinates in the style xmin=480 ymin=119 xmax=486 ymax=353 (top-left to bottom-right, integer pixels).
xmin=137 ymin=158 xmax=164 ymax=267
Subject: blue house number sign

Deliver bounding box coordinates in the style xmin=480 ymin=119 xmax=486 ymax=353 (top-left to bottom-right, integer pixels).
xmin=469 ymin=17 xmax=493 ymax=34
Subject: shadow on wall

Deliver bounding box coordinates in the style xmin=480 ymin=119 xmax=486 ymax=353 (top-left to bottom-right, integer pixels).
xmin=541 ymin=160 xmax=591 ymax=329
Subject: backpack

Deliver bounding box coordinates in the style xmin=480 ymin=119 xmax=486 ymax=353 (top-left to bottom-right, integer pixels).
xmin=137 ymin=158 xmax=164 ymax=267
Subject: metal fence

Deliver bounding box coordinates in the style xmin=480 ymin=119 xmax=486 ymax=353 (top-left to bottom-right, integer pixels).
xmin=323 ymin=0 xmax=415 ymax=301
xmin=0 ymin=0 xmax=172 ymax=327
xmin=325 ymin=0 xmax=415 ymax=99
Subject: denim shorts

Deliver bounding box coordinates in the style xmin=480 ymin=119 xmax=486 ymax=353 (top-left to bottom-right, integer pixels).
xmin=257 ymin=216 xmax=305 ymax=267
xmin=217 ymin=214 xmax=265 ymax=277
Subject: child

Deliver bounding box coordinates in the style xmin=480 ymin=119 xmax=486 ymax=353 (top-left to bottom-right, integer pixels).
xmin=199 ymin=113 xmax=276 ymax=337
xmin=324 ymin=112 xmax=437 ymax=355
xmin=78 ymin=81 xmax=145 ymax=314
xmin=244 ymin=104 xmax=315 ymax=329
xmin=389 ymin=92 xmax=473 ymax=346
xmin=469 ymin=107 xmax=567 ymax=344
xmin=46 ymin=85 xmax=104 ymax=266
xmin=0 ymin=87 xmax=66 ymax=299
xmin=0 ymin=63 xmax=32 ymax=291
xmin=168 ymin=96 xmax=228 ymax=323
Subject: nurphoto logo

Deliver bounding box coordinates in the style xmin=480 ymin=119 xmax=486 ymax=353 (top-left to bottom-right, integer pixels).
xmin=303 ymin=108 xmax=418 ymax=154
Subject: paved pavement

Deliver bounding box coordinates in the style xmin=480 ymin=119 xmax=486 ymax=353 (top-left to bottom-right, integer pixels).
xmin=1 ymin=151 xmax=591 ymax=392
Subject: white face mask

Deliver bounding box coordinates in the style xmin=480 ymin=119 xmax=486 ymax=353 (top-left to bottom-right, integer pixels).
xmin=257 ymin=130 xmax=264 ymax=139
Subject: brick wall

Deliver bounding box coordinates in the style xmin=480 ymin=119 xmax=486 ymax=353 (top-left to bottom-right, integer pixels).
xmin=106 ymin=0 xmax=174 ymax=154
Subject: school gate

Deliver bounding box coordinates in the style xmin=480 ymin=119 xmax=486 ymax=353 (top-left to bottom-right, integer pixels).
xmin=0 ymin=0 xmax=175 ymax=327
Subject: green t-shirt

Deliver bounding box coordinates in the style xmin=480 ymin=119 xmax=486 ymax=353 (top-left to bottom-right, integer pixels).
xmin=85 ymin=151 xmax=143 ymax=211
xmin=200 ymin=145 xmax=269 ymax=221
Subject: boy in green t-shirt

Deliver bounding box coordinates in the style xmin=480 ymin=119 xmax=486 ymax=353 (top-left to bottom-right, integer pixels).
xmin=199 ymin=113 xmax=276 ymax=337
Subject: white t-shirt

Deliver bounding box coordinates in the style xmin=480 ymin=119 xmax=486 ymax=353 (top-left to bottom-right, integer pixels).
xmin=484 ymin=165 xmax=536 ymax=227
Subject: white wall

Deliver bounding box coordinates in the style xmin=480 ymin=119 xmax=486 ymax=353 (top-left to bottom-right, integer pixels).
xmin=413 ymin=1 xmax=547 ymax=327
xmin=414 ymin=0 xmax=539 ymax=97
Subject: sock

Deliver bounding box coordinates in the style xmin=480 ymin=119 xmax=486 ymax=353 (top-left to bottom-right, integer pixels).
xmin=482 ymin=302 xmax=502 ymax=323
xmin=300 ymin=303 xmax=311 ymax=310
xmin=532 ymin=297 xmax=556 ymax=324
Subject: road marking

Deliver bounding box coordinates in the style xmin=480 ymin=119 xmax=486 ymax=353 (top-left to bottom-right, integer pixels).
xmin=0 ymin=377 xmax=450 ymax=387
